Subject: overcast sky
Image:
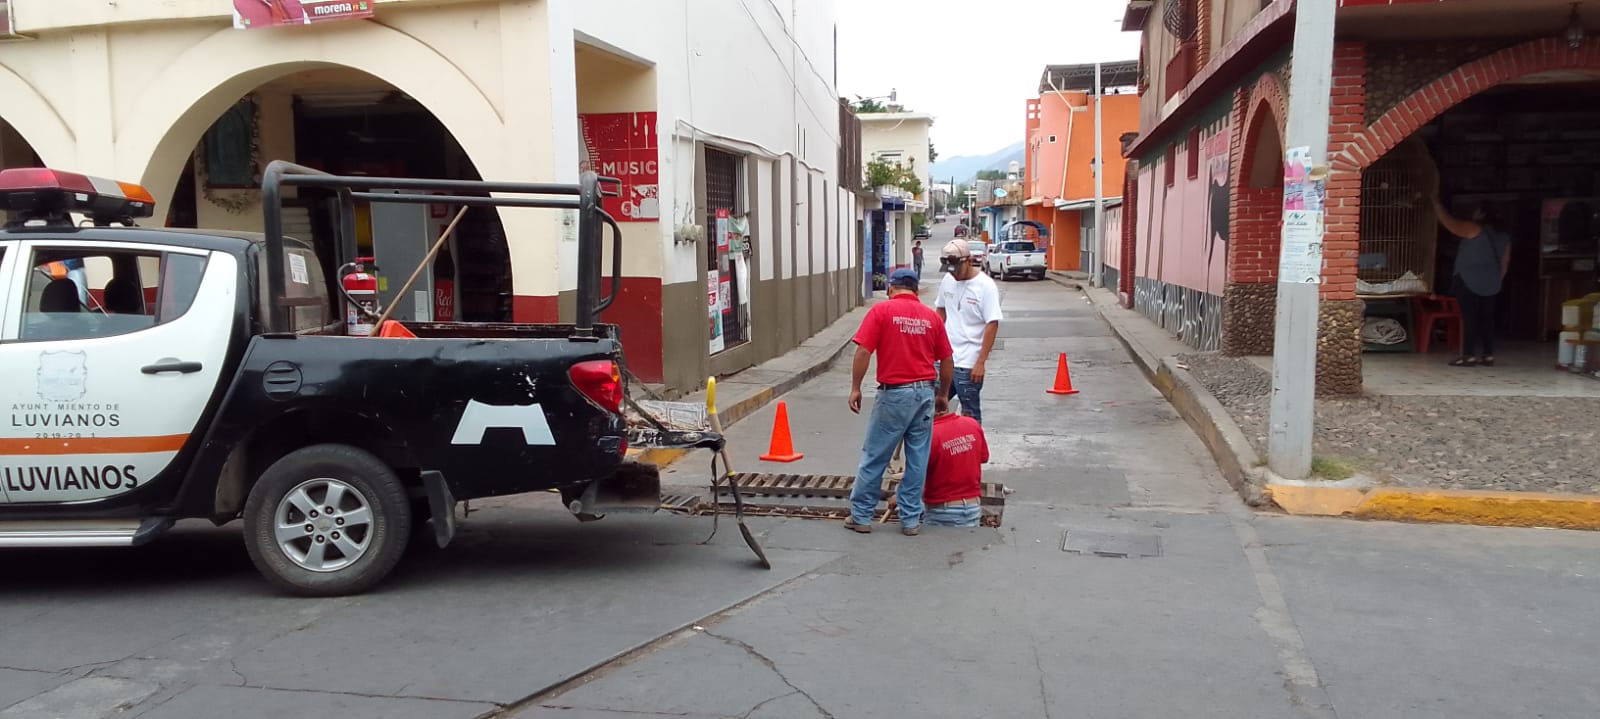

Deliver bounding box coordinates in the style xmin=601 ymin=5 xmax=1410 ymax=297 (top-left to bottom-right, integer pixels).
xmin=836 ymin=0 xmax=1139 ymax=159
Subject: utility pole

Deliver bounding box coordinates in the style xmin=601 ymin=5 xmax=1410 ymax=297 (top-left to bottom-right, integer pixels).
xmin=1267 ymin=0 xmax=1335 ymax=479
xmin=1091 ymin=60 xmax=1105 ymax=288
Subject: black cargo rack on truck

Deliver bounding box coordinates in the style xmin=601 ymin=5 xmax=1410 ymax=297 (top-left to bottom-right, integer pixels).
xmin=258 ymin=160 xmax=625 ymax=339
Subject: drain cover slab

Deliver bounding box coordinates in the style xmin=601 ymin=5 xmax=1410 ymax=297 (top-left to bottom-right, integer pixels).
xmin=1062 ymin=530 xmax=1161 ymax=558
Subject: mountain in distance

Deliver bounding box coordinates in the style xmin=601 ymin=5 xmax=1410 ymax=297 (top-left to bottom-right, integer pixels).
xmin=930 ymin=141 xmax=1025 ymax=183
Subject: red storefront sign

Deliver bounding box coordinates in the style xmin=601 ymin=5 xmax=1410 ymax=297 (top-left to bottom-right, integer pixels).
xmin=578 ymin=112 xmax=660 ymax=222
xmin=233 ymin=0 xmax=373 ymax=29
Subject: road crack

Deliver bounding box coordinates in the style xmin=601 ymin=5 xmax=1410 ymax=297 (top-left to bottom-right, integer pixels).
xmin=739 ymin=689 xmax=800 ymax=718
xmin=701 ymin=629 xmax=835 ymax=719
xmin=226 ymin=657 xmax=248 ymax=687
xmin=1030 ymin=639 xmax=1054 ymax=719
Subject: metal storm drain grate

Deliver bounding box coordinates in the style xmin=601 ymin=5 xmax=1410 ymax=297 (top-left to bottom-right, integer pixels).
xmin=1061 ymin=530 xmax=1162 ymax=558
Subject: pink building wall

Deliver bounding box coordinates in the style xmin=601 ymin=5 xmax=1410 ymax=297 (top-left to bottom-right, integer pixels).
xmin=1132 ymin=120 xmax=1230 ymax=295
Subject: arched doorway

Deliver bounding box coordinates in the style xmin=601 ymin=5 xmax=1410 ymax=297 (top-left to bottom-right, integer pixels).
xmin=1222 ymin=79 xmax=1287 ymax=357
xmin=141 ymin=66 xmax=514 ymax=323
xmin=0 ymin=117 xmax=44 ymax=224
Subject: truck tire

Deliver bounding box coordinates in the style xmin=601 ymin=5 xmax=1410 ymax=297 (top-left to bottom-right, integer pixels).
xmin=242 ymin=444 xmax=412 ymax=597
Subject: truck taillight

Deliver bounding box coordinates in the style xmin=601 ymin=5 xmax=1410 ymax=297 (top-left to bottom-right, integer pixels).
xmin=569 ymin=360 xmax=623 ymax=415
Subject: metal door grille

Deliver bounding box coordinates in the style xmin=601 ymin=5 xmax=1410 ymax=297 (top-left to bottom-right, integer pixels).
xmin=704 ymin=147 xmax=747 ymax=347
xmin=1359 ymin=137 xmax=1438 ymax=288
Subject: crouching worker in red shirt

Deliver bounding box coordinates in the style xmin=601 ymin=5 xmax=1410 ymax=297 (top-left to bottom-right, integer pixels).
xmin=922 ymin=404 xmax=989 ymax=527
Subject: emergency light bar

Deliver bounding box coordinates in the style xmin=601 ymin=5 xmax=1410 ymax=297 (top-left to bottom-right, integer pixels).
xmin=0 ymin=168 xmax=156 ymax=227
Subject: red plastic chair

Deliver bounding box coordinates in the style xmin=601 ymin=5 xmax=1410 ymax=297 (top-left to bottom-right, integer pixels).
xmin=1412 ymin=295 xmax=1462 ymax=354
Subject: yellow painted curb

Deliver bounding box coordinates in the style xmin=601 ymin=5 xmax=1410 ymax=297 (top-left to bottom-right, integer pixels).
xmin=1266 ymin=483 xmax=1600 ymax=530
xmin=1264 ymin=484 xmax=1367 ymax=517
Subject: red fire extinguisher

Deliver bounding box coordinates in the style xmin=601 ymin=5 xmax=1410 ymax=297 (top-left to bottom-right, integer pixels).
xmin=340 ymin=257 xmax=381 ymax=336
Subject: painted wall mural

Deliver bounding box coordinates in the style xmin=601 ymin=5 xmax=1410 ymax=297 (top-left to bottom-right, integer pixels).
xmin=1129 ymin=121 xmax=1231 ymax=352
xmin=1134 ymin=276 xmax=1223 ymax=351
xmin=1206 ymin=129 xmax=1230 ymax=268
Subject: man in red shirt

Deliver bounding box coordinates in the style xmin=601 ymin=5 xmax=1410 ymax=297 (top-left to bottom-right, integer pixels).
xmin=845 ymin=269 xmax=953 ymax=536
xmin=922 ymin=408 xmax=989 ymax=527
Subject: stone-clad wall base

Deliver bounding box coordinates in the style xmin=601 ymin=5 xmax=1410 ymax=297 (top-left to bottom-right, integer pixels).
xmin=1221 ymin=283 xmax=1276 ymax=356
xmin=1316 ymin=300 xmax=1364 ymax=396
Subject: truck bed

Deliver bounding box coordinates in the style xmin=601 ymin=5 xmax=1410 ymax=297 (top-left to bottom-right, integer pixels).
xmin=393 ymin=321 xmax=617 ymax=340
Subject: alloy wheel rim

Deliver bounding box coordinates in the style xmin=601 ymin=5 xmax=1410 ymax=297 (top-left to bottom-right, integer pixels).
xmin=273 ymin=478 xmax=374 ymax=572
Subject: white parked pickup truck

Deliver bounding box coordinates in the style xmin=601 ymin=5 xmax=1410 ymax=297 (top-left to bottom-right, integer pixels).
xmin=986 ymin=240 xmax=1047 ymax=281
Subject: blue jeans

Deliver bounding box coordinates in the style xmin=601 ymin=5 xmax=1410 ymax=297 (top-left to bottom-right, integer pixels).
xmin=924 ymin=503 xmax=981 ymax=527
xmin=948 ymin=367 xmax=984 ymax=424
xmin=850 ymin=385 xmax=936 ymax=528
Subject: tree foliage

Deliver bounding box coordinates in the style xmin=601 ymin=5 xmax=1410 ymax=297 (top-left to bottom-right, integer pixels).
xmin=865 ymin=159 xmax=924 ymax=196
xmin=975 ymin=169 xmax=1007 ymax=181
xmin=853 ymin=98 xmax=888 ymax=113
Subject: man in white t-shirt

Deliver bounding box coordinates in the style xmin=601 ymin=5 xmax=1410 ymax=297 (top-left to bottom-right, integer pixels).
xmin=934 ymin=239 xmax=1002 ymax=424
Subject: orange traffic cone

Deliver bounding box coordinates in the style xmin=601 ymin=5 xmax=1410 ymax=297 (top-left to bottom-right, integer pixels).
xmin=759 ymin=401 xmax=805 ymax=462
xmin=1046 ymin=353 xmax=1079 ymax=395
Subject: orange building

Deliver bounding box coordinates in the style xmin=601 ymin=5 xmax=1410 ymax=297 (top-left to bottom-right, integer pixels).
xmin=1023 ymin=62 xmax=1140 ymax=272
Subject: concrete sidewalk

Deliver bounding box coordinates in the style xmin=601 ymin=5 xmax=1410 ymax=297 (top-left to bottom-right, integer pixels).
xmin=1084 ymin=284 xmax=1600 ymax=530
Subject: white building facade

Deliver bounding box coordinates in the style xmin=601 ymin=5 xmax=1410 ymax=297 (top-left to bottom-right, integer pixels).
xmin=0 ymin=0 xmax=859 ymax=393
xmin=858 ymin=112 xmax=931 ymax=283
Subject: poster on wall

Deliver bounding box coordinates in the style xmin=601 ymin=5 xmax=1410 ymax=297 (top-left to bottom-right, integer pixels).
xmin=708 ymin=271 xmax=725 ymax=354
xmin=1282 ymin=146 xmax=1324 ymax=212
xmin=578 ymin=111 xmax=660 ymax=221
xmin=1279 ymin=210 xmax=1325 ymax=284
xmin=715 ymin=208 xmax=731 ymax=253
xmin=232 ymin=0 xmax=373 ymax=29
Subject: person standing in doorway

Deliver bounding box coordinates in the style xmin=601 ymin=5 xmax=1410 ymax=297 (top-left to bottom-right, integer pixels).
xmin=934 ymin=240 xmax=1002 ymax=424
xmin=1434 ymin=198 xmax=1511 ymax=367
xmin=912 ymin=240 xmax=925 ymax=277
xmin=846 ymin=269 xmax=954 ymax=536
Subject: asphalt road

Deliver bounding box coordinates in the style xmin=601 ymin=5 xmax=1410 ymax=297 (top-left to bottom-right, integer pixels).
xmin=4 ymin=219 xmax=1597 ymax=718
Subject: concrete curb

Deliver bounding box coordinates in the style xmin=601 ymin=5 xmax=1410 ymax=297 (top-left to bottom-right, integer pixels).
xmin=1082 ymin=287 xmax=1270 ymax=506
xmin=1267 ymin=484 xmax=1600 ymax=530
xmin=1046 ymin=271 xmax=1084 ymax=290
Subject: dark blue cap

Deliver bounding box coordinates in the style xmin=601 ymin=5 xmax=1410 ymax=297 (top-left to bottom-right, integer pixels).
xmin=889 ymin=268 xmax=920 ymax=290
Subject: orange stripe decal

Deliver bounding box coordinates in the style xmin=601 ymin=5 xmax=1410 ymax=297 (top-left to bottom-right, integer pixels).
xmin=0 ymin=434 xmax=190 ymax=456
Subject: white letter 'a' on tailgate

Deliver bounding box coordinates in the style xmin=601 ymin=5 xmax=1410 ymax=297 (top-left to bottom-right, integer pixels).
xmin=450 ymin=400 xmax=556 ymax=446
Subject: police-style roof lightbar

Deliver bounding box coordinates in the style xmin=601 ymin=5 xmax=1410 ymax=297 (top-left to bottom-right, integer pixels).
xmin=0 ymin=168 xmax=156 ymax=228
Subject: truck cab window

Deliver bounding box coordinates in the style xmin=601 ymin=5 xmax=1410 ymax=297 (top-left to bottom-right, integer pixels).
xmin=17 ymin=248 xmax=205 ymax=342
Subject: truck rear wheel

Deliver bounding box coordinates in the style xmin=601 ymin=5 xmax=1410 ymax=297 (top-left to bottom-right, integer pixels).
xmin=242 ymin=444 xmax=412 ymax=597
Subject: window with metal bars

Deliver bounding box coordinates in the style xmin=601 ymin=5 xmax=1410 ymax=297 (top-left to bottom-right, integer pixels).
xmin=704 ymin=146 xmax=748 ymax=348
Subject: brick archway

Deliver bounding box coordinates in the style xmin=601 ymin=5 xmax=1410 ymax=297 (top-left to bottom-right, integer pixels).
xmin=1334 ymin=37 xmax=1600 ymax=171
xmin=1221 ymin=71 xmax=1287 ymax=356
xmin=1230 ymin=72 xmax=1288 ymax=196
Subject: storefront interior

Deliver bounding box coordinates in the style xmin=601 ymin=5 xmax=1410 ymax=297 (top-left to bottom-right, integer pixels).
xmin=166 ymin=70 xmax=515 ymax=324
xmin=1358 ymin=77 xmax=1600 ymax=378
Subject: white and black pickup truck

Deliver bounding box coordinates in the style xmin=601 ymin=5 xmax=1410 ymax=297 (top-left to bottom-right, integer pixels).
xmin=985 ymin=240 xmax=1047 ymax=281
xmin=0 ymin=163 xmax=730 ymax=596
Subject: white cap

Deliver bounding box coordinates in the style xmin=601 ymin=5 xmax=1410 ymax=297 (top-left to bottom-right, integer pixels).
xmin=941 ymin=239 xmax=970 ymax=258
